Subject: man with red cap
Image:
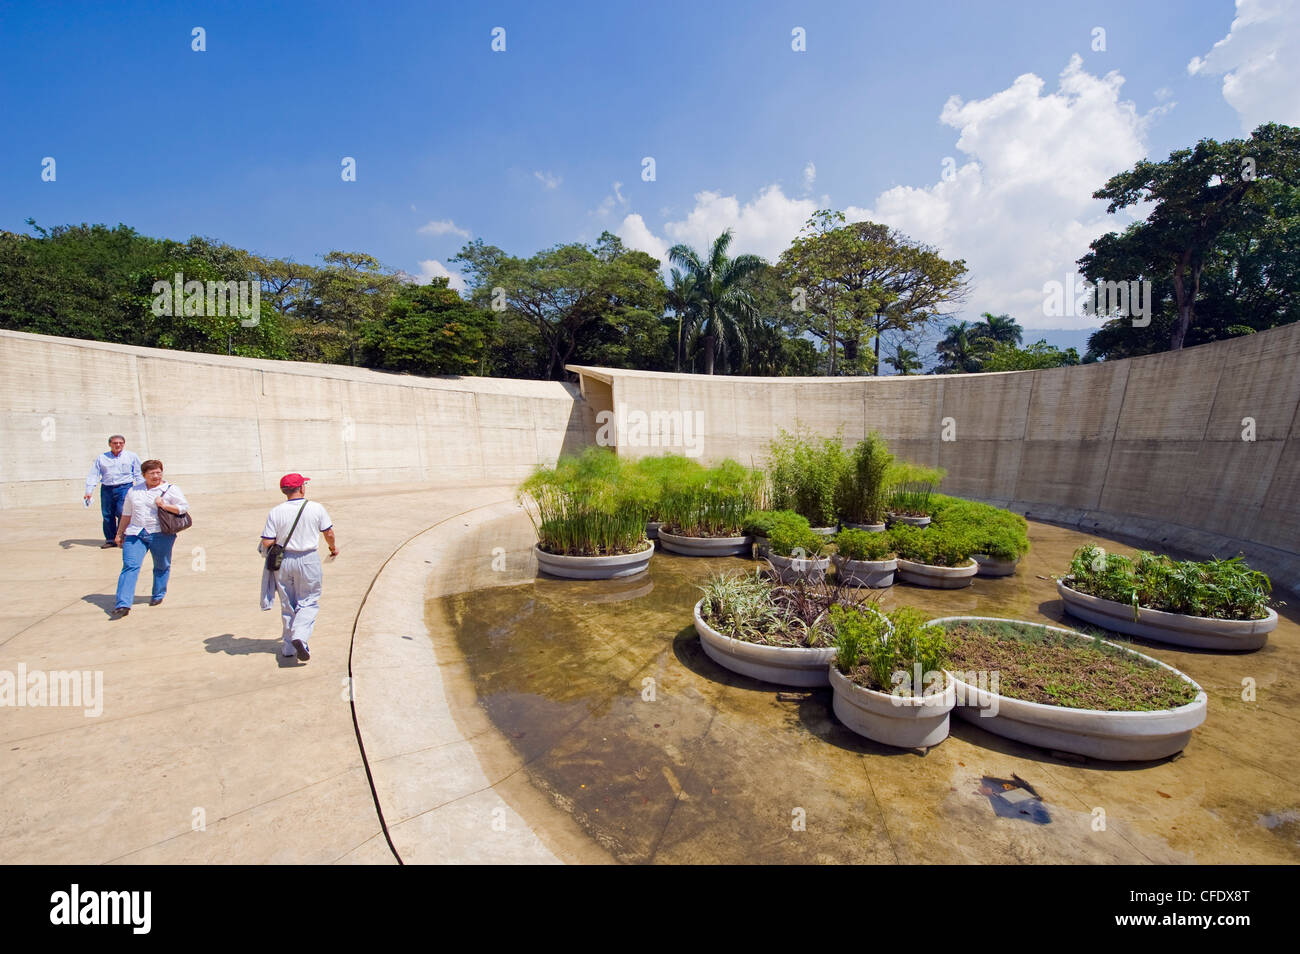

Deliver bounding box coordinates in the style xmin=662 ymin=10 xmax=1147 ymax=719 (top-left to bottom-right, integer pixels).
xmin=259 ymin=473 xmax=338 ymax=662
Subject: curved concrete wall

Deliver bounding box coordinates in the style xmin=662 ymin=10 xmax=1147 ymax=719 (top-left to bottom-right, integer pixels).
xmin=0 ymin=329 xmax=595 ymax=508
xmin=569 ymin=321 xmax=1300 ymax=594
xmin=4 ymin=324 xmax=1298 ymax=592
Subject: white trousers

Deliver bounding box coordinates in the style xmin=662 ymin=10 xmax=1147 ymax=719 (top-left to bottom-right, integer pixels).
xmin=276 ymin=551 xmax=322 ymax=652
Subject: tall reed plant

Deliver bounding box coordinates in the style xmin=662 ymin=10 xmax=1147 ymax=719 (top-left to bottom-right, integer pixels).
xmin=765 ymin=427 xmax=850 ymax=527
xmin=837 ymin=432 xmax=894 ymax=524
xmin=659 ymin=459 xmax=763 ymax=536
xmin=518 ymin=447 xmax=653 ymax=556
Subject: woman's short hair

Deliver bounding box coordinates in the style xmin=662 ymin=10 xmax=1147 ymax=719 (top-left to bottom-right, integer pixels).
xmin=141 ymin=459 xmax=164 ymax=474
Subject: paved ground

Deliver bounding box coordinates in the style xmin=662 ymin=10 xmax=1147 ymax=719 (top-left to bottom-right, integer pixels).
xmin=0 ymin=482 xmax=513 ymax=864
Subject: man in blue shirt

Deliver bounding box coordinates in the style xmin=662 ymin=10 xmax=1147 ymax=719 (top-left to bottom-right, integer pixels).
xmin=84 ymin=435 xmax=143 ymax=548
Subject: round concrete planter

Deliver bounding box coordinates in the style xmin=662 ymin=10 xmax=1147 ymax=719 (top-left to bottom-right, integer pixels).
xmin=762 ymin=550 xmax=830 ymax=584
xmin=842 ymin=521 xmax=887 ymax=533
xmin=888 ymin=513 xmax=931 ymax=528
xmin=646 ymin=521 xmax=663 ymax=541
xmin=811 ymin=525 xmax=839 ymax=537
xmin=973 ymin=553 xmax=1019 ymax=577
xmin=828 ymin=665 xmax=956 ymax=749
xmin=931 ymin=615 xmax=1209 ymax=761
xmin=659 ymin=529 xmax=753 ymax=557
xmin=534 ymin=542 xmax=653 ymax=580
xmin=693 ymin=599 xmax=836 ymax=687
xmin=832 ymin=554 xmax=896 ymax=588
xmin=896 ymin=558 xmax=978 ymax=589
xmin=1057 ymin=581 xmax=1277 ymax=651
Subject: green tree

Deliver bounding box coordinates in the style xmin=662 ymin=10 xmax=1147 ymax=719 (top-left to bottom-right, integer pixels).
xmin=359 ymin=278 xmax=495 ymax=375
xmin=297 ymin=251 xmax=404 ymax=365
xmin=777 ymin=211 xmax=968 ymax=374
xmin=668 ymin=229 xmax=765 ymax=375
xmin=884 ymin=343 xmax=923 ymax=375
xmin=982 ymin=340 xmax=1080 ymax=371
xmin=934 ymin=321 xmax=990 ymax=373
xmin=971 ymin=312 xmax=1022 ymax=347
xmin=1083 ymin=122 xmax=1300 ymax=351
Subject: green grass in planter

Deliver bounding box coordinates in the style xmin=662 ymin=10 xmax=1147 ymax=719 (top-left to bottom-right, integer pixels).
xmin=632 ymin=454 xmax=704 ymax=522
xmin=742 ymin=509 xmax=804 ymax=537
xmin=831 ymin=605 xmax=949 ymax=695
xmin=518 ymin=447 xmax=651 ymax=556
xmin=659 ymin=459 xmax=763 ymax=537
xmin=889 ymin=523 xmax=974 ymax=568
xmin=885 ymin=460 xmax=946 ymax=517
xmin=833 ymin=528 xmax=894 ymax=562
xmin=837 ymin=432 xmax=893 ymax=525
xmin=765 ymin=427 xmax=850 ymax=527
xmin=1063 ymin=545 xmax=1272 ymax=621
xmin=941 ymin=619 xmax=1201 ymax=710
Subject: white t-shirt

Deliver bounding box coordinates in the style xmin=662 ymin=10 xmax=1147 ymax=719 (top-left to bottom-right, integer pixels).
xmin=262 ymin=499 xmax=332 ymax=552
xmin=122 ymin=482 xmax=189 ymax=536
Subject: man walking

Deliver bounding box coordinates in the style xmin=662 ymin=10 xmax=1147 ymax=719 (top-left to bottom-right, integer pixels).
xmin=85 ymin=435 xmax=143 ymax=547
xmin=260 ymin=474 xmax=337 ymax=662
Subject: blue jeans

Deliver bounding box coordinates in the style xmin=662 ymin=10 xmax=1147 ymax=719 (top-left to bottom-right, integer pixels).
xmin=115 ymin=530 xmax=176 ymax=609
xmin=100 ymin=483 xmax=131 ymax=542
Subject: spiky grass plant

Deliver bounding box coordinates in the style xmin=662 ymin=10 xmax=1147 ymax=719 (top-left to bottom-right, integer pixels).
xmin=885 ymin=460 xmax=946 ymax=517
xmin=659 ymin=459 xmax=763 ymax=536
xmin=518 ymin=447 xmax=652 ymax=556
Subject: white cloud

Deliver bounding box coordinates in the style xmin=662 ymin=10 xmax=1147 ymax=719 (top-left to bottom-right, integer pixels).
xmin=534 ymin=170 xmax=562 ymax=190
xmin=409 ymin=259 xmax=466 ymax=292
xmin=845 ymin=54 xmax=1151 ymax=329
xmin=616 ymin=56 xmax=1154 ymax=329
xmin=592 ymin=181 xmax=629 ymax=218
xmin=616 ymin=213 xmax=669 ymax=263
xmin=624 ymin=184 xmax=816 ymax=263
xmin=1188 ymin=0 xmax=1300 ymax=131
xmin=803 ymin=161 xmax=816 ymax=192
xmin=418 ymin=219 xmax=470 ymax=238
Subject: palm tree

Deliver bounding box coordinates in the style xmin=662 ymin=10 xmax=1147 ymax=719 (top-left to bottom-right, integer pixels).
xmin=665 ymin=268 xmax=700 ymax=372
xmin=935 ymin=321 xmax=989 ymax=373
xmin=885 ymin=343 xmax=922 ymax=375
xmin=972 ymin=312 xmax=1022 ymax=347
xmin=668 ymin=230 xmax=765 ymax=375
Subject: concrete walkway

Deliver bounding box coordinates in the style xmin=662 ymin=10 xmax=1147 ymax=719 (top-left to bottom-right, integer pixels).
xmin=0 ymin=482 xmax=514 ymax=864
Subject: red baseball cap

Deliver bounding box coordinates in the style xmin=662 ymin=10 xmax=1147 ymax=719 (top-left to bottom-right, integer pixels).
xmin=279 ymin=473 xmax=310 ymax=489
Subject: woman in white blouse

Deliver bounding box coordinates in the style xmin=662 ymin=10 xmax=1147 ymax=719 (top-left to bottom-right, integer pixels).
xmin=111 ymin=459 xmax=189 ymax=618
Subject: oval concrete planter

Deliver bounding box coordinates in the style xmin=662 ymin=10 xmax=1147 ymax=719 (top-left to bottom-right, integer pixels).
xmin=832 ymin=554 xmax=896 ymax=588
xmin=534 ymin=542 xmax=653 ymax=580
xmin=931 ymin=615 xmax=1208 ymax=761
xmin=658 ymin=530 xmax=753 ymax=557
xmin=762 ymin=550 xmax=830 ymax=584
xmin=811 ymin=525 xmax=839 ymax=537
xmin=888 ymin=513 xmax=931 ymax=528
xmin=828 ymin=665 xmax=956 ymax=749
xmin=896 ymin=558 xmax=978 ymax=589
xmin=1057 ymin=581 xmax=1277 ymax=651
xmin=693 ymin=599 xmax=836 ymax=687
xmin=646 ymin=521 xmax=663 ymax=541
xmin=973 ymin=553 xmax=1019 ymax=577
xmin=842 ymin=521 xmax=887 ymax=533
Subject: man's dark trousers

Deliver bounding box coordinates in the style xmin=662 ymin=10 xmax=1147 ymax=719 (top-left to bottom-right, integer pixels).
xmin=100 ymin=483 xmax=130 ymax=542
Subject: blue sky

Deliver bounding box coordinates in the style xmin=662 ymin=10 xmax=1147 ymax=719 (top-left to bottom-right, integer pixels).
xmin=2 ymin=0 xmax=1296 ymax=338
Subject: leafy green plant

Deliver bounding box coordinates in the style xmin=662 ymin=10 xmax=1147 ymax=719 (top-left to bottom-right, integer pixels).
xmin=743 ymin=509 xmax=804 ymax=537
xmin=929 ymin=495 xmax=1029 ymax=560
xmin=833 ymin=527 xmax=894 ymax=562
xmin=1063 ymin=545 xmax=1272 ymax=621
xmin=659 ymin=458 xmax=764 ymax=536
xmin=831 ymin=605 xmax=949 ymax=695
xmin=837 ymin=432 xmax=894 ymax=525
xmin=765 ymin=427 xmax=850 ymax=527
xmin=885 ymin=460 xmax=947 ymax=517
xmin=768 ymin=517 xmax=825 ymax=559
xmin=888 ymin=522 xmax=973 ymax=567
xmin=518 ymin=447 xmax=651 ymax=556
